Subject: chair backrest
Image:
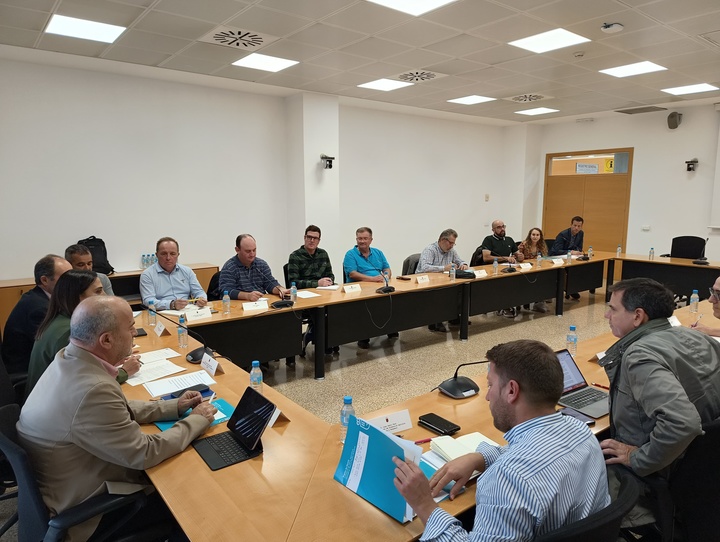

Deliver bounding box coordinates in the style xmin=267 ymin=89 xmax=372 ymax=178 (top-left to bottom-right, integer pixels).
xmin=401 ymin=253 xmax=420 ymax=275
xmin=669 ymin=236 xmax=706 ymax=259
xmin=207 ymin=271 xmax=222 ymax=301
xmin=0 ymin=404 xmax=51 ymax=541
xmin=0 ymin=352 xmax=16 ymax=408
xmin=283 ymin=263 xmax=290 ymax=288
xmin=534 ymin=467 xmax=640 ymax=542
xmin=669 ymin=418 xmax=720 ymax=540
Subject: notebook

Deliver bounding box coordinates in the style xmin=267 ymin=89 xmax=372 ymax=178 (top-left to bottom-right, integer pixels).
xmin=555 ymin=349 xmax=609 ymax=419
xmin=192 ymin=387 xmax=276 ymax=471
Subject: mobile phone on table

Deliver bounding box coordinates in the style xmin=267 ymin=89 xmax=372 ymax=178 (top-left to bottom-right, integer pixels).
xmin=418 ymin=413 xmax=461 ymax=435
xmin=170 ymin=384 xmax=209 ymax=398
xmin=559 ymin=407 xmax=595 ymax=426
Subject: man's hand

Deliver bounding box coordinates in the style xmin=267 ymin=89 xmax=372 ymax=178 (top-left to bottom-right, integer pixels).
xmin=177 ymin=390 xmax=203 ymax=414
xmin=600 ymin=438 xmax=638 ymax=467
xmin=372 ymin=275 xmax=385 ymax=283
xmin=429 ymin=453 xmax=485 ymax=500
xmin=392 ymin=457 xmax=438 ymax=524
xmin=245 ymin=291 xmax=263 ymax=302
xmin=175 ymin=299 xmax=189 ymax=310
xmin=196 ymin=298 xmax=208 ymax=307
xmin=120 ymin=355 xmax=141 ymax=377
xmin=318 ymin=277 xmax=333 ymax=287
xmin=190 ymin=401 xmax=217 ymax=423
xmin=459 ymin=264 xmax=469 ymax=271
xmin=515 ymin=252 xmax=525 ymax=262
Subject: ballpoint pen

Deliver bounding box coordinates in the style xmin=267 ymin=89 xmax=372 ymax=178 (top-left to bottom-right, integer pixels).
xmin=414 ymin=438 xmax=432 ymax=445
xmin=591 ymin=382 xmax=610 ymax=390
xmin=692 ymin=314 xmax=703 ymax=328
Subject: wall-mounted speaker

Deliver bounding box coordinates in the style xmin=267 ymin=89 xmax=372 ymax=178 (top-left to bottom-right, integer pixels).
xmin=668 ymin=112 xmax=682 ymax=130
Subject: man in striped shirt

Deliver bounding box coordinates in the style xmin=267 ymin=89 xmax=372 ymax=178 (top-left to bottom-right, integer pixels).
xmin=393 ymin=340 xmax=609 ymax=541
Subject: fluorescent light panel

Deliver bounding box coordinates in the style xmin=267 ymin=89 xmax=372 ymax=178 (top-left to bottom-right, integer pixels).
xmin=232 ymin=53 xmax=298 ymax=72
xmin=599 ymin=61 xmax=666 ymax=78
xmin=509 ymin=29 xmax=590 ymax=54
xmin=365 ymin=0 xmax=459 ymax=16
xmin=662 ymin=83 xmax=719 ymax=96
xmin=358 ymin=78 xmax=414 ymax=91
xmin=447 ymin=95 xmax=496 ymax=105
xmin=515 ymin=107 xmax=559 ymax=116
xmin=45 ymin=14 xmax=125 ymax=43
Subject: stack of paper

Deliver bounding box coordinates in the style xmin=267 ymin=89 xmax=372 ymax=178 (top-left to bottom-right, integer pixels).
xmin=430 ymin=432 xmax=498 ymax=463
xmin=126 ymin=348 xmax=186 ymax=386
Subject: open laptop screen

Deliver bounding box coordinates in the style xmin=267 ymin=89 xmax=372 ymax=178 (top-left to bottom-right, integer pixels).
xmin=555 ymin=349 xmax=588 ymax=393
xmin=227 ymin=387 xmax=276 ymax=451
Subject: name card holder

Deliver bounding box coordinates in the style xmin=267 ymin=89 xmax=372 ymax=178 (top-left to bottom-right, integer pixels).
xmin=201 ymin=352 xmax=224 ymax=376
xmin=474 ymin=270 xmax=488 ymax=278
xmin=153 ymin=321 xmax=170 ymax=337
xmin=343 ymin=284 xmax=362 ymax=293
xmin=551 ymin=258 xmax=565 ymax=266
xmin=242 ymin=300 xmax=269 ymax=311
xmin=416 ymin=275 xmax=430 ymax=284
xmin=185 ymin=308 xmax=212 ymax=322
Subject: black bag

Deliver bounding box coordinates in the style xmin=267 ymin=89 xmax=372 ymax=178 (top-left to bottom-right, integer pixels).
xmin=77 ymin=235 xmax=114 ymax=275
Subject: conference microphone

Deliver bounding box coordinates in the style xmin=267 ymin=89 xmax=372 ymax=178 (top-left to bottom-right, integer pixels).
xmin=693 ymin=237 xmax=710 ymax=265
xmin=141 ymin=304 xmax=214 ymax=364
xmin=490 ymin=250 xmax=517 ymax=273
xmin=438 ymin=360 xmax=490 ymax=399
xmin=369 ymin=264 xmax=395 ymax=294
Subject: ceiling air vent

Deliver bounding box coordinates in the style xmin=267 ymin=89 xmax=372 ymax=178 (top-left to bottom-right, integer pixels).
xmin=504 ymin=93 xmax=551 ymax=103
xmin=199 ymin=26 xmax=279 ymax=49
xmin=615 ymin=106 xmax=668 ymax=114
xmin=394 ymin=70 xmax=447 ymax=83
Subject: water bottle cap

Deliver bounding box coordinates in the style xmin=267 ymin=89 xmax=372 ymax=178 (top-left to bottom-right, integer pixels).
xmin=179 ymin=315 xmax=185 ymax=323
xmin=149 ymin=300 xmax=154 ymax=305
xmin=693 ymin=289 xmax=698 ymax=294
xmin=569 ymin=325 xmax=576 ymax=331
xmin=252 ymin=360 xmax=260 ymax=368
xmin=291 ymin=282 xmax=296 ymax=286
xmin=223 ymin=290 xmax=229 ymax=295
xmin=343 ymin=395 xmax=352 ymax=404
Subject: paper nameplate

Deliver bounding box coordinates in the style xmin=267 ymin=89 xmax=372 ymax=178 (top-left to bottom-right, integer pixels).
xmin=269 ymin=408 xmax=290 ymax=428
xmin=474 ymin=270 xmax=488 ymax=278
xmin=551 ymin=258 xmax=565 ymax=266
xmin=242 ymin=300 xmax=268 ymax=311
xmin=343 ymin=284 xmax=362 ymax=293
xmin=200 ymin=352 xmax=224 ymax=376
xmin=367 ymin=409 xmax=413 ymax=434
xmin=185 ymin=307 xmax=212 ymax=322
xmin=416 ymin=275 xmax=430 ymax=284
xmin=519 ymin=263 xmax=532 ymax=270
xmin=667 ymin=315 xmax=682 ymax=327
xmin=153 ymin=321 xmax=170 ymax=337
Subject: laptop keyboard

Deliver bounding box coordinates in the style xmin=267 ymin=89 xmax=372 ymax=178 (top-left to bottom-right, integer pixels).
xmin=564 ymin=387 xmax=607 ymax=409
xmin=207 ymin=432 xmax=252 ymax=464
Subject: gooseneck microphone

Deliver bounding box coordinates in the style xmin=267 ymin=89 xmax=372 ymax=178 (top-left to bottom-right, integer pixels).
xmin=141 ymin=304 xmax=214 ymax=364
xmin=438 ymin=360 xmax=490 ymax=399
xmin=693 ymin=237 xmax=710 ymax=265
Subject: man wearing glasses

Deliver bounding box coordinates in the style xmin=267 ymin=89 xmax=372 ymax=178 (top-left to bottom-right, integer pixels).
xmin=690 ymin=281 xmax=720 ymax=336
xmin=599 ymin=278 xmax=720 ymax=533
xmin=287 ymin=225 xmax=335 ymax=288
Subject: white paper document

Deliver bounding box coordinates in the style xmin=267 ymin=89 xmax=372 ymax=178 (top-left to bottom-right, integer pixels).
xmin=296 ymin=290 xmax=321 ymax=299
xmin=160 ymin=304 xmax=199 ymax=316
xmin=316 ymin=284 xmax=340 ymax=290
xmin=126 ymin=360 xmax=186 ymax=386
xmin=143 ymin=371 xmax=217 ymax=397
xmin=139 ymin=348 xmax=181 ymax=362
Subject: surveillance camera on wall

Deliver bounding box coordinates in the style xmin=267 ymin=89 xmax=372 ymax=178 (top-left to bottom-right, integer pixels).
xmin=321 ymin=154 xmax=335 ymax=169
xmin=686 ymin=159 xmax=698 ymax=172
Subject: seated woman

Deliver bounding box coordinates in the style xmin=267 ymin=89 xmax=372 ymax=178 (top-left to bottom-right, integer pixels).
xmin=25 ymin=270 xmax=140 ymax=398
xmin=518 ymin=227 xmax=550 ymax=313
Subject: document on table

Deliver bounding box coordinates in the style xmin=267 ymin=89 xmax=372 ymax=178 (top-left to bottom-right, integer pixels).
xmin=139 ymin=348 xmax=181 ymax=362
xmin=296 ymin=290 xmax=321 ymax=298
xmin=316 ymin=285 xmax=341 ymax=290
xmin=160 ymin=304 xmax=199 ymax=316
xmin=143 ymin=371 xmax=217 ymax=397
xmin=126 ymin=360 xmax=185 ymax=386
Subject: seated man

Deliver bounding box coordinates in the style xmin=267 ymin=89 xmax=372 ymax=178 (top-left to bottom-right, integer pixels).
xmin=601 ymin=278 xmax=720 ymax=529
xmin=393 ymin=339 xmax=610 ymax=541
xmin=343 ymin=226 xmax=398 ymax=349
xmin=2 ymin=254 xmax=72 ymax=374
xmin=690 ymin=274 xmax=720 ymax=336
xmin=65 ymin=244 xmax=114 ymax=295
xmin=219 ymin=234 xmax=288 ymax=301
xmin=140 ymin=236 xmax=207 ymax=310
xmin=17 ymin=296 xmax=216 ymax=541
xmin=417 ymin=228 xmax=468 ymax=332
xmin=550 ymin=216 xmax=585 ymax=300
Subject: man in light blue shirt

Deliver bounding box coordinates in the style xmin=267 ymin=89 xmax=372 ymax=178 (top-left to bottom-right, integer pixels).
xmin=393 ymin=340 xmax=610 ymax=542
xmin=140 ymin=237 xmax=207 ymax=311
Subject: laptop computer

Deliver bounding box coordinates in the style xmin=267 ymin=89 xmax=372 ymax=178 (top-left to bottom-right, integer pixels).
xmin=192 ymin=386 xmax=276 ymax=471
xmin=555 ymin=349 xmax=609 ymax=419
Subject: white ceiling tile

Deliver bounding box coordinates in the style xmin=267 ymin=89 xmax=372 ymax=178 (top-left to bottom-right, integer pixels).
xmin=464 ymin=44 xmax=531 ymax=65
xmin=259 ymin=38 xmax=329 ymax=61
xmin=490 ymin=0 xmax=557 ymax=13
xmin=461 ymin=66 xmax=517 ymax=81
xmin=134 ymin=11 xmax=215 ymax=39
xmin=470 ymin=14 xmax=554 ymax=43
xmin=37 ymin=33 xmax=108 ymax=55
xmin=109 ymin=0 xmax=156 ymax=7
xmin=115 ymin=28 xmax=191 ymax=54
xmin=288 ymin=23 xmax=365 ymax=49
xmin=565 ymin=10 xmax=658 ymax=42
xmin=320 ymin=70 xmax=376 ymax=86
xmin=321 ymin=2 xmax=410 ymax=34
xmin=154 ymin=0 xmax=248 ymax=23
xmin=631 ymin=39 xmax=705 ymax=60
xmin=306 ymin=50 xmax=372 ymax=70
xmin=530 ymin=63 xmax=594 ymax=80
xmin=0 ymin=25 xmax=40 ymax=47
xmin=637 ymin=0 xmax=720 ymax=23
xmin=160 ymin=54 xmax=227 ymax=73
xmin=669 ymin=11 xmax=720 ymax=36
xmin=299 ymin=80 xmax=350 ymax=93
xmin=103 ymin=45 xmax=169 ymax=65
xmin=55 ymin=0 xmax=144 ymax=26
xmin=340 ymin=37 xmax=411 ymax=60
xmin=424 ymin=57 xmax=485 ymax=75
xmin=678 ymin=61 xmax=720 ymax=81
xmin=658 ymin=50 xmax=720 ymax=69
xmin=574 ymin=52 xmax=643 ymax=71
xmin=384 ymin=48 xmax=453 ymax=69
xmin=423 ymin=0 xmax=516 ymax=32
xmin=423 ymin=33 xmax=496 ymax=56
xmin=529 ymin=0 xmax=626 ymax=27
xmin=599 ymin=26 xmax=686 ymax=50
xmin=0 ymin=0 xmax=54 ymax=10
xmin=0 ymin=4 xmax=49 ymax=31
xmin=258 ymin=72 xmax=315 ymax=87
xmin=283 ymin=61 xmax=340 ymax=79
xmin=257 ymin=0 xmax=356 ymax=20
xmin=377 ymin=19 xmax=459 ymax=47
xmin=176 ymin=42 xmax=247 ymax=63
xmin=227 ymin=6 xmax=312 ymax=37
xmin=351 ymin=61 xmax=409 ymax=78
xmin=500 ymin=55 xmax=564 ymax=73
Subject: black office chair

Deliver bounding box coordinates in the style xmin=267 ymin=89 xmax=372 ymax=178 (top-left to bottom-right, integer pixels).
xmin=659 ymin=236 xmax=706 ymax=259
xmin=401 ymin=253 xmax=420 ymax=275
xmin=206 ymin=271 xmax=222 ymax=301
xmin=0 ymin=404 xmax=171 ymax=542
xmin=282 ymin=263 xmax=312 ymax=363
xmin=0 ymin=351 xmax=19 ymax=538
xmin=534 ymin=466 xmax=640 ymax=542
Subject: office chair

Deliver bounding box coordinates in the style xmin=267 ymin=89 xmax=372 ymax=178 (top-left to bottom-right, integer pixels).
xmin=659 ymin=236 xmax=706 ymax=259
xmin=0 ymin=404 xmax=171 ymax=542
xmin=534 ymin=466 xmax=640 ymax=542
xmin=0 ymin=351 xmax=19 ymax=538
xmin=401 ymin=253 xmax=420 ymax=275
xmin=206 ymin=271 xmax=222 ymax=301
xmin=282 ymin=263 xmax=313 ymax=363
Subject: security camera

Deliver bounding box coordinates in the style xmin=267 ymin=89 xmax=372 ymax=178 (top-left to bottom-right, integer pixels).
xmin=321 ymin=154 xmax=335 ymax=169
xmin=686 ymin=159 xmax=698 ymax=172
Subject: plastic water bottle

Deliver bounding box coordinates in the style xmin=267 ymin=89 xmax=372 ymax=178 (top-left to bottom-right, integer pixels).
xmin=567 ymin=250 xmax=572 ymax=263
xmin=588 ymin=246 xmax=594 ymax=259
xmin=148 ymin=300 xmax=156 ymax=327
xmin=222 ymin=290 xmax=231 ymax=314
xmin=250 ymin=360 xmax=263 ymax=394
xmin=493 ymin=258 xmax=499 ymax=276
xmin=535 ymin=256 xmax=541 ymax=269
xmin=566 ymin=325 xmax=578 ymax=355
xmin=690 ymin=290 xmax=700 ymax=313
xmin=340 ymin=395 xmax=355 ymax=444
xmin=649 ymin=247 xmax=655 ymax=260
xmin=152 ymin=254 xmax=158 ymax=265
xmin=449 ymin=263 xmax=456 ymax=281
xmin=290 ymin=282 xmax=297 ymax=302
xmin=177 ymin=314 xmax=188 ymax=348
xmin=616 ymin=245 xmax=622 ymax=257
xmin=140 ymin=254 xmax=146 ymax=269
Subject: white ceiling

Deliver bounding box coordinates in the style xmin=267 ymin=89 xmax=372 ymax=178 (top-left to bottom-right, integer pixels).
xmin=1 ymin=0 xmax=720 ymax=123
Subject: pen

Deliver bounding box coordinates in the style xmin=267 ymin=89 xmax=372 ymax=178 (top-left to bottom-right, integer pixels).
xmin=692 ymin=314 xmax=703 ymax=328
xmin=203 ymin=392 xmax=216 ymax=403
xmin=414 ymin=438 xmax=432 ymax=445
xmin=591 ymin=382 xmax=610 ymax=390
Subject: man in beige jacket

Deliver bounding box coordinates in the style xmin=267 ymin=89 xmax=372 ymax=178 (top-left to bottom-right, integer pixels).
xmin=17 ymin=295 xmax=216 ymax=540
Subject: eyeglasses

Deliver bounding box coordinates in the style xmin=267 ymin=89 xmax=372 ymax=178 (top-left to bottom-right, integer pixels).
xmin=494 ymin=224 xmax=507 ymax=229
xmin=709 ymin=287 xmax=720 ymax=300
xmin=304 ymin=235 xmax=320 ymax=242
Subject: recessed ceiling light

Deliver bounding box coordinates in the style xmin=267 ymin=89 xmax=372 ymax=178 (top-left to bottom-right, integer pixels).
xmin=599 ymin=61 xmax=666 ymax=78
xmin=662 ymin=83 xmax=719 ymax=96
xmin=358 ymin=78 xmax=414 ymax=91
xmin=515 ymin=107 xmax=559 ymax=116
xmin=509 ymin=29 xmax=590 ymax=54
xmin=365 ymin=0 xmax=459 ymax=16
xmin=45 ymin=14 xmax=125 ymax=43
xmin=232 ymin=53 xmax=298 ymax=72
xmin=447 ymin=95 xmax=496 ymax=105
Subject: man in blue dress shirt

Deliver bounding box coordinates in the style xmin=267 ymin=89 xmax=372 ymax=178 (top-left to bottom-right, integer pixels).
xmin=393 ymin=339 xmax=610 ymax=542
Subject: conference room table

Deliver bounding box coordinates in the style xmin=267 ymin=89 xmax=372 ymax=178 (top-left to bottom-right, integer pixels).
xmin=174 ymin=253 xmax=609 ymax=380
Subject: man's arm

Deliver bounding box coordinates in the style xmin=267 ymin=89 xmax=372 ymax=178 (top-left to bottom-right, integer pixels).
xmin=417 ymin=246 xmax=443 ymax=273
xmin=288 ymin=252 xmax=315 ymax=289
xmin=549 ymin=232 xmax=568 ymax=256
xmin=99 ymin=274 xmax=114 ymax=296
xmin=218 ymin=263 xmax=243 ymax=300
xmin=139 ymin=270 xmax=167 ymax=310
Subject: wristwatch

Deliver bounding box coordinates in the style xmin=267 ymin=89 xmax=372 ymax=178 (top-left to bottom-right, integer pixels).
xmin=170 ymin=300 xmax=176 ymax=310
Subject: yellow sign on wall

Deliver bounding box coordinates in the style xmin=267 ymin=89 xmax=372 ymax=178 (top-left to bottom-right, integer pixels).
xmin=604 ymin=158 xmax=614 ymax=173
